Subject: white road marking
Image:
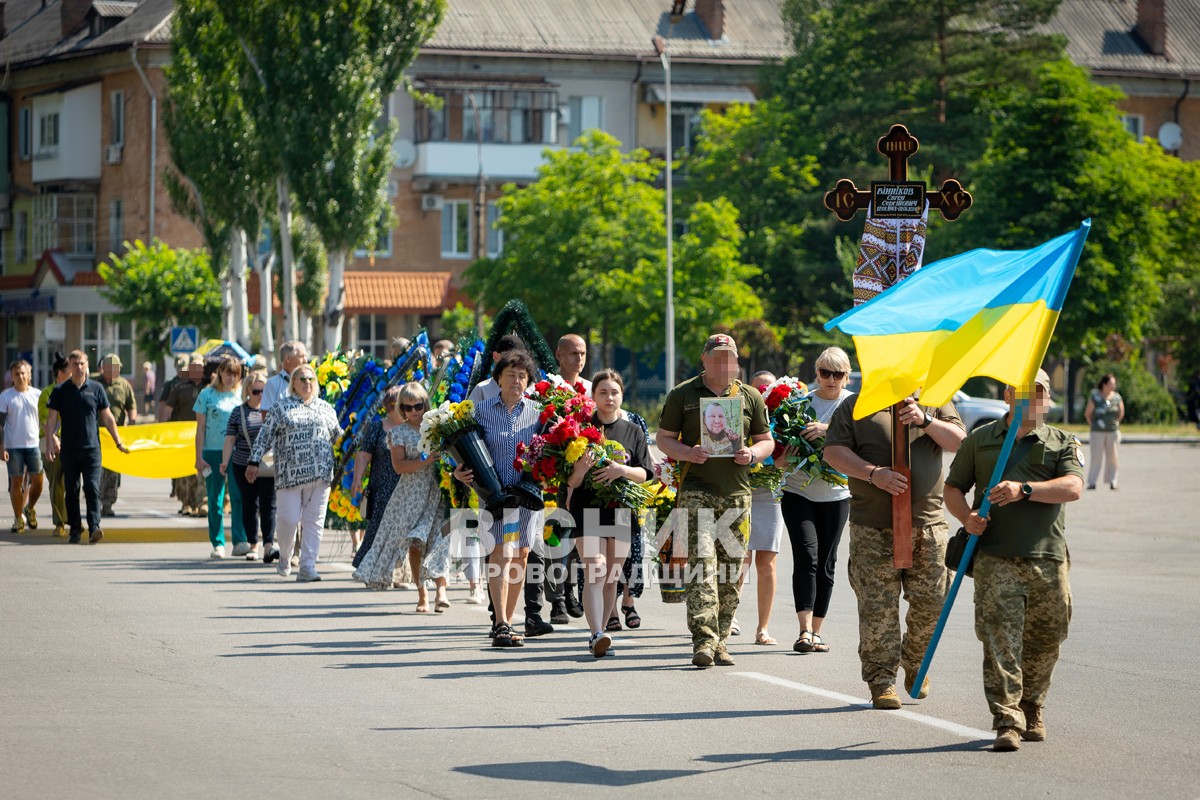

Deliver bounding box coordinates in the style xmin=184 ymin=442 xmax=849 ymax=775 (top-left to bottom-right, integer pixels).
xmin=735 ymin=671 xmax=993 ymax=741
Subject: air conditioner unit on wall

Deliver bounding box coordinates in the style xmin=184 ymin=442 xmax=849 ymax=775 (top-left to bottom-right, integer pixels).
xmin=420 ymin=194 xmax=444 ymax=211
xmin=105 ymin=144 xmax=123 ymax=165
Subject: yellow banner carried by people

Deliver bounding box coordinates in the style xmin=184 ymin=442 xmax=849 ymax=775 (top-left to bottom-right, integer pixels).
xmin=99 ymin=422 xmax=198 ymax=479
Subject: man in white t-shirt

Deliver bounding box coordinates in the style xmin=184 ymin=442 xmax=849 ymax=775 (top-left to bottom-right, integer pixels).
xmin=0 ymin=360 xmax=44 ymax=532
xmin=554 ymin=333 xmax=591 ymax=396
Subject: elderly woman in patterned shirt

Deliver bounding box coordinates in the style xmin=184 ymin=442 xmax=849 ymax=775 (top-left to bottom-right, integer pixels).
xmin=247 ymin=363 xmax=342 ymax=582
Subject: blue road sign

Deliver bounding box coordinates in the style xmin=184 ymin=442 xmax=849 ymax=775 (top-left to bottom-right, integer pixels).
xmin=170 ymin=327 xmax=199 ymax=354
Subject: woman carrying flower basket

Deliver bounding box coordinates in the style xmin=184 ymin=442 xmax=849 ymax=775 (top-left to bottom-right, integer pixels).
xmin=780 ymin=347 xmax=853 ymax=654
xmin=563 ymin=370 xmax=654 ymax=658
xmin=453 ymin=350 xmax=544 ymax=648
xmin=354 ymin=383 xmax=447 ymax=611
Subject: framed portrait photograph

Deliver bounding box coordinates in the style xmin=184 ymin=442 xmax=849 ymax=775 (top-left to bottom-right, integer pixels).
xmin=699 ymin=396 xmax=742 ymax=457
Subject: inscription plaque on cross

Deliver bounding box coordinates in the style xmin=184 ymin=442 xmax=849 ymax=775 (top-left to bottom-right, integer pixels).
xmin=823 ymin=124 xmax=972 ymax=569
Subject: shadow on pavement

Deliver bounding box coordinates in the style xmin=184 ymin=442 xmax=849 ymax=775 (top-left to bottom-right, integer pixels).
xmin=453 ymin=761 xmax=703 ymax=786
xmin=382 ymin=707 xmax=843 ymax=734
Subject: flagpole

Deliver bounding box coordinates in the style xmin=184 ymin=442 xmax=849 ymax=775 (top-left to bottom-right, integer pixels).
xmin=909 ymin=397 xmax=1027 ymax=697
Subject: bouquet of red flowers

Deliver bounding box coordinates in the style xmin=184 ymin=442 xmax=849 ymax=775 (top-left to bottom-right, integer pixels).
xmin=515 ymin=414 xmax=652 ymax=509
xmin=760 ymin=376 xmax=847 ymax=489
xmin=529 ymin=378 xmax=595 ymax=426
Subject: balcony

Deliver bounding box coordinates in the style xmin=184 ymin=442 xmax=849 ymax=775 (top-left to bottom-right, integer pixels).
xmin=412 ymin=142 xmax=561 ymax=183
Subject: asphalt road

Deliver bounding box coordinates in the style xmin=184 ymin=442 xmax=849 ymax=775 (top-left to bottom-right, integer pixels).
xmin=2 ymin=443 xmax=1198 ymax=799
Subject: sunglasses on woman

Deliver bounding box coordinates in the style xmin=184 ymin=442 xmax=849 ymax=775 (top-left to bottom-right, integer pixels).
xmin=818 ymin=368 xmax=846 ymax=380
xmin=250 ymin=389 xmax=263 ymax=396
xmin=399 ymin=402 xmax=426 ymax=413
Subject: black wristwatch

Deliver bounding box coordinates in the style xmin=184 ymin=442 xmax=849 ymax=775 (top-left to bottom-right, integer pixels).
xmin=915 ymin=410 xmax=933 ymax=429
xmin=1020 ymin=483 xmax=1033 ymax=499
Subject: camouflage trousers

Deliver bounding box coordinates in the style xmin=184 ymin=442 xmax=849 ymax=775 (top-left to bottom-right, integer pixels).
xmin=176 ymin=474 xmax=205 ymax=511
xmin=847 ymin=521 xmax=949 ymax=692
xmin=43 ymin=453 xmax=67 ymax=527
xmin=974 ymin=552 xmax=1071 ymax=731
xmin=100 ymin=469 xmax=121 ymax=509
xmin=677 ymin=489 xmax=750 ymax=652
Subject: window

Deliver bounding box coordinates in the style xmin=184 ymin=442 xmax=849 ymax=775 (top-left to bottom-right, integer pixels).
xmin=83 ymin=314 xmax=134 ymax=375
xmin=1121 ymin=114 xmax=1144 ymax=141
xmin=355 ymin=315 xmax=388 ymax=359
xmin=487 ymin=202 xmax=503 ymax=258
xmin=109 ymin=200 xmax=124 ymax=256
xmin=38 ymin=112 xmax=60 ymax=152
xmin=416 ymin=87 xmax=558 ymax=145
xmin=568 ymin=96 xmax=603 ymax=141
xmin=110 ymin=91 xmax=125 ymax=146
xmin=440 ymin=200 xmax=471 ymax=258
xmin=32 ymin=194 xmax=97 ymax=256
xmin=4 ymin=318 xmax=18 ymax=372
xmin=15 ymin=212 xmax=27 ymax=263
xmin=354 ymin=183 xmax=395 ymax=260
xmin=670 ymin=104 xmax=704 ymax=155
xmin=18 ymin=107 xmax=31 ymax=160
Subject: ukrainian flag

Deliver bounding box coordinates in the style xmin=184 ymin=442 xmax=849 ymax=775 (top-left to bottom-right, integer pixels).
xmin=825 ymin=220 xmax=1090 ymax=419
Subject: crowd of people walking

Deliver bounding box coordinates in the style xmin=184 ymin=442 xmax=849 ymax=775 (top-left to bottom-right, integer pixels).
xmin=2 ymin=329 xmax=1088 ymax=753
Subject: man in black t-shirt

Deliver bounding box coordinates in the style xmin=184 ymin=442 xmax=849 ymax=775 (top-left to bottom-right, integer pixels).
xmin=46 ymin=351 xmax=130 ymax=544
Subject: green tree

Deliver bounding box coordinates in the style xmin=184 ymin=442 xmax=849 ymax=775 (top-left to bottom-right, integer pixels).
xmin=166 ymin=0 xmax=276 ymax=352
xmin=466 ymin=131 xmax=761 ymax=366
xmin=97 ymin=241 xmax=223 ymax=365
xmin=959 ymin=61 xmax=1171 ymax=363
xmin=1151 ymin=159 xmax=1200 ymax=380
xmin=778 ymin=0 xmax=1064 ymax=181
xmin=440 ymin=302 xmax=490 ymax=345
xmin=217 ymin=0 xmax=444 ymax=353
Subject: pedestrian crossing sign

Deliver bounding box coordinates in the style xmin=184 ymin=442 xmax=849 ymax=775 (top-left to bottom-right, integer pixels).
xmin=170 ymin=326 xmax=199 ymax=354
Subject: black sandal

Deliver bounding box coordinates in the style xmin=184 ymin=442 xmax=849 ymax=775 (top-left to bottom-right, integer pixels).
xmin=606 ymin=615 xmax=622 ymax=632
xmin=621 ymin=605 xmax=641 ymax=629
xmin=492 ymin=624 xmax=516 ymax=648
xmin=794 ymin=630 xmax=814 ymax=653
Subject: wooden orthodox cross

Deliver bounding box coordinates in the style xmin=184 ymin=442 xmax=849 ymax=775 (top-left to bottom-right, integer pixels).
xmin=823 ymin=124 xmax=972 ymax=569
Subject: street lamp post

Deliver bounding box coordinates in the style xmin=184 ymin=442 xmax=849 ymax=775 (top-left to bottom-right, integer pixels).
xmin=653 ymin=34 xmax=675 ymax=392
xmin=465 ymin=91 xmax=488 ymax=335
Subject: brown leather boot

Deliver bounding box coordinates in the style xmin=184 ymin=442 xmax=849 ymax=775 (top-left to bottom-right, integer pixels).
xmin=994 ymin=727 xmax=1021 ymax=752
xmin=1020 ymin=701 xmax=1046 ymax=742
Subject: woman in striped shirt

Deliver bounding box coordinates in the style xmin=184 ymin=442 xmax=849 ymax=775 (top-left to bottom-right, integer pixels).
xmin=454 ymin=350 xmax=543 ymax=648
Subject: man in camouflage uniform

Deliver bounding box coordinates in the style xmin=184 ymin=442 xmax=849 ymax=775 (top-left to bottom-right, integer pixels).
xmin=944 ymin=369 xmax=1084 ymax=752
xmin=161 ymin=354 xmax=207 ymax=516
xmin=159 ymin=355 xmax=188 ymax=504
xmin=656 ymin=334 xmax=774 ymax=668
xmin=825 ymin=391 xmax=965 ymax=709
xmin=97 ymin=354 xmax=137 ymax=516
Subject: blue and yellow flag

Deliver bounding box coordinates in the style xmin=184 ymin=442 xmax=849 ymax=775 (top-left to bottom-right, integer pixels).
xmin=825 ymin=221 xmax=1090 ymax=418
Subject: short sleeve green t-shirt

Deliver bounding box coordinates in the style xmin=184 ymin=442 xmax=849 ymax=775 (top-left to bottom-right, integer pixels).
xmin=945 ymin=420 xmax=1085 ymax=561
xmin=825 ymin=396 xmax=964 ymax=529
xmin=659 ymin=375 xmax=770 ymax=497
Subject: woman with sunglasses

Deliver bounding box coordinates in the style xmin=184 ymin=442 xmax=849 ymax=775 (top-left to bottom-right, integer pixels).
xmin=221 ymin=370 xmax=276 ymax=562
xmin=354 ymin=383 xmax=448 ymax=612
xmin=194 ymin=355 xmax=247 ymax=559
xmin=247 ymin=363 xmax=343 ymax=582
xmin=781 ymin=347 xmax=853 ymax=654
xmin=349 ymin=385 xmax=405 ymax=571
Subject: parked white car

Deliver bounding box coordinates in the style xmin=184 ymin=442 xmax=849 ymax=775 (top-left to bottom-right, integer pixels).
xmin=814 ymin=372 xmax=1009 ymax=431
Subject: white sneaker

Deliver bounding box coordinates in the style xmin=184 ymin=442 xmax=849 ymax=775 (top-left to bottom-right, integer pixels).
xmin=290 ymin=553 xmax=300 ymax=568
xmin=210 ymin=546 xmax=226 ymax=559
xmin=231 ymin=542 xmax=252 ymax=557
xmin=296 ymin=570 xmax=322 ymax=583
xmin=245 ymin=545 xmax=261 ymax=561
xmin=465 ymin=587 xmax=483 ymax=605
xmin=277 ymin=565 xmax=291 ymax=578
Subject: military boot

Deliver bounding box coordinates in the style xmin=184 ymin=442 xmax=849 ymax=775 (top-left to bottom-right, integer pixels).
xmin=1020 ymin=701 xmax=1046 ymax=742
xmin=870 ymin=685 xmax=902 ymax=710
xmin=994 ymin=727 xmax=1021 ymax=752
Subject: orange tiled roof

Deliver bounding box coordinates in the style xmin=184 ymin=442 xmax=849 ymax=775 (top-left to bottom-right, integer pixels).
xmin=72 ymin=271 xmax=106 ymax=286
xmin=247 ymin=271 xmax=457 ymax=315
xmin=0 ymin=274 xmax=36 ymax=290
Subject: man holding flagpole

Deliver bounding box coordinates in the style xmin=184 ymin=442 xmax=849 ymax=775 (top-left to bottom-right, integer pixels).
xmin=944 ymin=369 xmax=1084 ymax=752
xmin=824 ymin=394 xmax=964 ymax=709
